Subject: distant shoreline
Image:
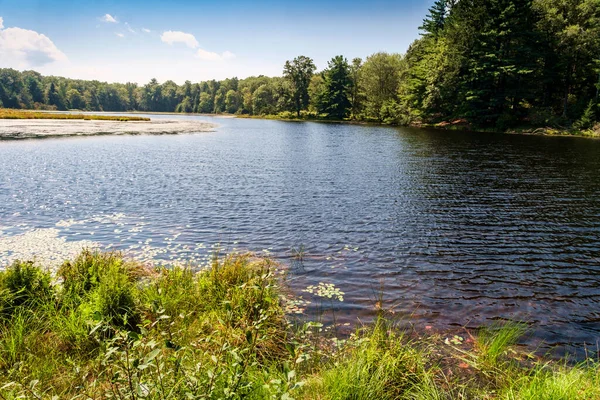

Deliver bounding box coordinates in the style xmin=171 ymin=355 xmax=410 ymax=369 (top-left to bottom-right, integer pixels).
xmin=236 ymin=113 xmax=600 ymax=140
xmin=3 ymin=108 xmax=598 ymax=140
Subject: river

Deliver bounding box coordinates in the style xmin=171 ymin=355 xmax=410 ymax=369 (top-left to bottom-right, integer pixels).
xmin=1 ymin=114 xmax=599 ymax=358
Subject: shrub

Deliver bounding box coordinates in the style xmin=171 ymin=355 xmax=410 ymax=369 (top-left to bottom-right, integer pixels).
xmin=0 ymin=260 xmax=52 ymax=315
xmin=88 ymin=261 xmax=140 ymax=331
xmin=573 ymin=100 xmax=598 ymax=131
xmin=58 ymin=249 xmax=143 ymax=298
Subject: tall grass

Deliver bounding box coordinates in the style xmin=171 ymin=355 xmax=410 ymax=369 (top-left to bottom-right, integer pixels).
xmin=0 ymin=250 xmax=598 ymax=399
xmin=299 ymin=319 xmax=425 ymax=399
xmin=476 ymin=321 xmax=528 ymax=366
xmin=0 ymin=108 xmax=150 ymax=121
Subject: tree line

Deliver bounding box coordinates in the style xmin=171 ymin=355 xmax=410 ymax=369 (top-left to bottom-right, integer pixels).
xmin=1 ymin=0 xmax=599 ymax=130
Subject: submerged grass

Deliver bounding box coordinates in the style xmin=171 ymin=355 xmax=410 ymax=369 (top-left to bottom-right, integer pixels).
xmin=0 ymin=108 xmax=150 ymax=121
xmin=0 ymin=250 xmax=598 ymax=399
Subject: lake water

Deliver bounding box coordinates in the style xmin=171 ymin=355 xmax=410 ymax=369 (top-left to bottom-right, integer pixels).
xmin=1 ymin=114 xmax=599 ymax=358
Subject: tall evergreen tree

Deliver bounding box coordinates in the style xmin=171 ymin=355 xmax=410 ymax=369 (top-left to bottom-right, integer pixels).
xmin=349 ymin=58 xmax=364 ymax=118
xmin=46 ymin=82 xmax=66 ymax=110
xmin=533 ymin=0 xmax=600 ymax=118
xmin=420 ymin=0 xmax=449 ymax=36
xmin=316 ymin=56 xmax=352 ymax=119
xmin=449 ymin=0 xmax=541 ymax=127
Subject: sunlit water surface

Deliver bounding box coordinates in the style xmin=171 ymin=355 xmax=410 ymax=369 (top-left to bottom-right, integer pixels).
xmin=1 ymin=114 xmax=599 ymax=358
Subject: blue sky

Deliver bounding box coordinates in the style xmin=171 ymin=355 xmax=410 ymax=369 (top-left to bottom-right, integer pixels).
xmin=0 ymin=0 xmax=432 ymax=84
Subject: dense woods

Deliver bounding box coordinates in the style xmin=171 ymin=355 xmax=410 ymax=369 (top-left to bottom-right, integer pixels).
xmin=1 ymin=0 xmax=599 ymax=130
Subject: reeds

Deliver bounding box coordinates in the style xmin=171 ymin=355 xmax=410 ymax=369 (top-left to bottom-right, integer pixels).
xmin=0 ymin=108 xmax=150 ymax=121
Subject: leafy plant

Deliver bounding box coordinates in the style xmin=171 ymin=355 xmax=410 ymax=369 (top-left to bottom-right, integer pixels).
xmin=0 ymin=260 xmax=52 ymax=315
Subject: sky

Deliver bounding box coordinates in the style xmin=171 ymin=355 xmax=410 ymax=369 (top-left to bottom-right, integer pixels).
xmin=0 ymin=0 xmax=432 ymax=84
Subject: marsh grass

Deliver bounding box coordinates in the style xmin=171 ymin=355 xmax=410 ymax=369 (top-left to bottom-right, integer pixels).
xmin=0 ymin=250 xmax=598 ymax=399
xmin=476 ymin=322 xmax=529 ymax=367
xmin=0 ymin=108 xmax=150 ymax=121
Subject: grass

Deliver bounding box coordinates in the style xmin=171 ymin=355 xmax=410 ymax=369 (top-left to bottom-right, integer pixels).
xmin=0 ymin=108 xmax=150 ymax=122
xmin=0 ymin=250 xmax=598 ymax=399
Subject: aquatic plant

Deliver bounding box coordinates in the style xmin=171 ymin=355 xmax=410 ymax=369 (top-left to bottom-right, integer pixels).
xmin=303 ymin=282 xmax=344 ymax=302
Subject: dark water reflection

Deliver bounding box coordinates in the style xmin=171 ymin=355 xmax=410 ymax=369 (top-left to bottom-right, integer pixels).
xmin=1 ymin=114 xmax=599 ymax=358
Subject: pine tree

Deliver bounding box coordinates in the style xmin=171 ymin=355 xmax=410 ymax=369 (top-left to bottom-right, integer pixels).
xmin=450 ymin=0 xmax=540 ymax=127
xmin=46 ymin=82 xmax=66 ymax=110
xmin=317 ymin=56 xmax=352 ymax=119
xmin=420 ymin=0 xmax=449 ymax=36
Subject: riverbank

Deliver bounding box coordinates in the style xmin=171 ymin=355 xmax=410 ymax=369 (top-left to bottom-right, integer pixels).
xmin=4 ymin=108 xmax=598 ymax=139
xmin=237 ymin=113 xmax=600 ymax=139
xmin=0 ymin=250 xmax=597 ymax=399
xmin=0 ymin=109 xmax=150 ymax=122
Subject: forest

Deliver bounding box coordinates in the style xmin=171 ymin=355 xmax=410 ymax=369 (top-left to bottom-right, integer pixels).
xmin=1 ymin=0 xmax=599 ymax=131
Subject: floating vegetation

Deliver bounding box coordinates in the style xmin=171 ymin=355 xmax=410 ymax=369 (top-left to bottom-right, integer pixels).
xmin=281 ymin=295 xmax=312 ymax=314
xmin=303 ymin=282 xmax=345 ymax=302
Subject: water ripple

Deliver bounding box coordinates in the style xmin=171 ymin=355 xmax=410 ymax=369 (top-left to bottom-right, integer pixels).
xmin=0 ymin=115 xmax=599 ymax=358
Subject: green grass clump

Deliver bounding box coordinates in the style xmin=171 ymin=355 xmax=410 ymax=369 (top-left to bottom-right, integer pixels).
xmin=476 ymin=321 xmax=528 ymax=367
xmin=0 ymin=250 xmax=598 ymax=399
xmin=299 ymin=319 xmax=425 ymax=399
xmin=503 ymin=363 xmax=600 ymax=400
xmin=0 ymin=260 xmax=53 ymax=316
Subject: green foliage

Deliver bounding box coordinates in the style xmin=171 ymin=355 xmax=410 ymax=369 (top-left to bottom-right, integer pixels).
xmin=315 ymin=55 xmax=353 ymax=119
xmin=0 ymin=108 xmax=149 ymax=121
xmin=0 ymin=310 xmax=35 ymax=369
xmin=402 ymin=0 xmax=600 ymax=129
xmin=301 ymin=319 xmax=424 ymax=399
xmin=502 ymin=363 xmax=600 ymax=399
xmin=420 ymin=0 xmax=450 ymax=36
xmin=283 ymin=55 xmax=316 ymax=117
xmin=360 ymin=52 xmax=403 ymax=122
xmin=476 ymin=321 xmax=528 ymax=366
xmin=573 ymin=100 xmax=598 ymax=130
xmin=0 ymin=260 xmax=52 ymax=314
xmin=46 ymin=81 xmax=66 ymax=110
xmin=59 ymin=250 xmax=143 ymax=331
xmin=90 ymin=263 xmax=140 ymax=330
xmin=59 ymin=249 xmax=138 ymax=298
xmin=0 ymin=251 xmax=598 ymax=399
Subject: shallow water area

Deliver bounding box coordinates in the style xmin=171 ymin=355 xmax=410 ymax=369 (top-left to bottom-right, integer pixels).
xmin=0 ymin=113 xmax=599 ymax=359
xmin=0 ymin=117 xmax=215 ymax=139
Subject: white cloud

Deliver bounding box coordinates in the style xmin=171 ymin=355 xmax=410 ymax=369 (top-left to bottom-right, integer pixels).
xmin=116 ymin=33 xmax=124 ymax=38
xmin=125 ymin=22 xmax=136 ymax=34
xmin=101 ymin=14 xmax=118 ymax=23
xmin=142 ymin=28 xmax=151 ymax=33
xmin=196 ymin=48 xmax=236 ymax=61
xmin=160 ymin=30 xmax=199 ymax=48
xmin=0 ymin=21 xmax=67 ymax=68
